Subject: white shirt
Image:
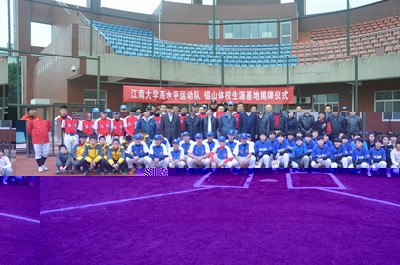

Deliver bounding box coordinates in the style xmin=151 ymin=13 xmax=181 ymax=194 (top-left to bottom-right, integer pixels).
xmin=126 ymin=142 xmax=149 ymax=156
xmin=207 ymin=116 xmax=212 ymax=132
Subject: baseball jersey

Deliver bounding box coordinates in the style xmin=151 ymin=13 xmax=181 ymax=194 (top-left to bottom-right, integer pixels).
xmin=152 ymin=115 xmax=162 ymax=131
xmin=179 ymin=140 xmax=195 ymax=156
xmin=124 ymin=116 xmax=138 ymax=136
xmin=369 ymin=147 xmax=386 ymax=162
xmin=61 ymin=120 xmax=79 ymax=134
xmin=55 ymin=115 xmax=72 ymax=121
xmin=352 ymin=147 xmax=370 ymax=162
xmin=330 ymin=145 xmax=348 ymax=160
xmin=254 ymin=140 xmax=272 ymax=159
xmin=78 ymin=120 xmax=95 ymax=135
xmin=112 ymin=119 xmax=125 ymax=136
xmin=203 ymin=139 xmax=218 ymax=151
xmin=311 ymin=144 xmax=331 ymax=160
xmin=149 ymin=144 xmax=168 ymax=160
xmin=126 ymin=142 xmax=149 ymax=158
xmin=272 ymin=139 xmax=290 ymax=155
xmin=226 ymin=140 xmax=239 ymax=153
xmin=188 ymin=143 xmax=210 ymax=157
xmin=94 ymin=118 xmax=113 ymax=136
xmin=233 ymin=143 xmax=255 ymax=158
xmin=179 ymin=114 xmax=188 ymax=132
xmin=169 ymin=147 xmax=185 ymax=161
xmin=305 ymin=140 xmax=316 ymax=154
xmin=211 ymin=145 xmax=233 ymax=161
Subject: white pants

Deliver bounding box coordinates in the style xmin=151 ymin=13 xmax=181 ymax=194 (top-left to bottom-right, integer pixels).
xmin=233 ymin=156 xmax=256 ymax=168
xmin=372 ymin=161 xmax=387 ymax=169
xmin=33 ymin=143 xmax=50 ymax=159
xmin=98 ymin=135 xmax=112 ymax=144
xmin=1 ymin=168 xmax=13 ymax=177
xmin=147 ymin=157 xmax=169 ymax=168
xmin=390 ymin=166 xmax=399 ymax=175
xmin=272 ymin=153 xmax=290 ymax=168
xmin=64 ymin=134 xmax=78 ymax=153
xmin=126 ymin=157 xmax=149 ymax=168
xmin=212 ymin=157 xmax=233 ymax=168
xmin=349 ymin=162 xmax=368 ymax=168
xmin=255 ymin=155 xmax=271 ymax=168
xmin=292 ymin=156 xmax=310 ymax=168
xmin=169 ymin=160 xmax=186 ymax=168
xmin=187 ymin=157 xmax=211 ymax=168
xmin=331 ymin=157 xmax=349 ymax=169
xmin=311 ymin=158 xmax=332 ymax=168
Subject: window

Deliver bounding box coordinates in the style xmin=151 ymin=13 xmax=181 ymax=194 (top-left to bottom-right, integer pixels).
xmin=31 ymin=22 xmax=52 ymax=47
xmin=84 ymin=89 xmax=107 ymax=112
xmin=59 ymin=0 xmax=87 ymax=7
xmin=280 ymin=18 xmax=291 ymax=44
xmin=0 ymin=120 xmax=11 ymax=129
xmin=375 ymin=90 xmax=400 ymax=120
xmin=312 ymin=94 xmax=339 ymax=112
xmin=209 ymin=19 xmax=219 ymax=39
xmin=224 ymin=19 xmax=277 ymax=39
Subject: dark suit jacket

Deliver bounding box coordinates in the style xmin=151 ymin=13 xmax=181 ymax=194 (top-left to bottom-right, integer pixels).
xmin=161 ymin=113 xmax=181 ymax=143
xmin=238 ymin=112 xmax=259 ymax=139
xmin=257 ymin=113 xmax=270 ymax=137
xmin=201 ymin=115 xmax=218 ymax=137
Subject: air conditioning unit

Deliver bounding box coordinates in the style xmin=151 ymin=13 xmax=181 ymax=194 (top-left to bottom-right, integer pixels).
xmin=298 ymin=97 xmax=311 ymax=104
xmin=31 ymin=98 xmax=50 ymax=105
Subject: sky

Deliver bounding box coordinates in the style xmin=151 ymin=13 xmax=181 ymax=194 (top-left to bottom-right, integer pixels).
xmin=0 ymin=0 xmax=383 ymax=48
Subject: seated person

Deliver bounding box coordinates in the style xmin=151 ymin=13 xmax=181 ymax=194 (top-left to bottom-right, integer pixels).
xmin=72 ymin=133 xmax=87 ymax=172
xmin=147 ymin=134 xmax=169 ymax=168
xmin=254 ymin=133 xmax=272 ymax=168
xmin=82 ymin=135 xmax=105 ymax=176
xmin=56 ymin=144 xmax=73 ymax=175
xmin=330 ymin=138 xmax=349 ymax=169
xmin=291 ymin=137 xmax=309 ymax=169
xmin=311 ymin=136 xmax=331 ymax=168
xmin=0 ymin=147 xmax=13 ymax=185
xmin=106 ymin=139 xmax=128 ymax=174
xmin=187 ymin=133 xmax=211 ymax=168
xmin=126 ymin=134 xmax=150 ymax=173
xmin=169 ymin=139 xmax=186 ymax=168
xmin=271 ymin=132 xmax=290 ymax=169
xmin=232 ymin=133 xmax=256 ymax=170
xmin=210 ymin=136 xmax=233 ymax=169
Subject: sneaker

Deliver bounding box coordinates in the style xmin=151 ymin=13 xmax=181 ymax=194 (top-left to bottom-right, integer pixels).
xmin=108 ymin=169 xmax=115 ymax=175
xmin=42 ymin=165 xmax=49 ymax=171
xmin=129 ymin=168 xmax=136 ymax=174
xmin=83 ymin=171 xmax=89 ymax=176
xmin=56 ymin=171 xmax=61 ymax=175
xmin=367 ymin=169 xmax=372 ymax=177
xmin=38 ymin=166 xmax=43 ymax=173
xmin=386 ymin=169 xmax=392 ymax=178
xmin=120 ymin=170 xmax=126 ymax=175
xmin=2 ymin=180 xmax=8 ymax=186
xmin=29 ymin=181 xmax=34 ymax=187
xmin=100 ymin=171 xmax=105 ymax=176
xmin=68 ymin=170 xmax=74 ymax=174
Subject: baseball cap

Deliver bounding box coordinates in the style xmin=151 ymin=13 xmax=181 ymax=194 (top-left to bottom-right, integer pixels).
xmin=192 ymin=103 xmax=199 ymax=107
xmin=221 ymin=101 xmax=227 ymax=106
xmin=92 ymin=108 xmax=100 ymax=112
xmin=120 ymin=105 xmax=127 ymax=110
xmin=182 ymin=132 xmax=190 ymax=137
xmin=113 ymin=112 xmax=120 ymax=115
xmin=240 ymin=133 xmax=248 ymax=139
xmin=195 ymin=133 xmax=203 ymax=139
xmin=228 ymin=101 xmax=234 ymax=106
xmin=133 ymin=134 xmax=142 ymax=140
xmin=247 ymin=133 xmax=252 ymax=138
xmin=172 ymin=139 xmax=180 ymax=144
xmin=154 ymin=135 xmax=162 ymax=140
xmin=201 ymin=105 xmax=208 ymax=109
xmin=211 ymin=100 xmax=217 ymax=104
xmin=228 ymin=129 xmax=235 ymax=135
xmin=342 ymin=106 xmax=348 ymax=111
xmin=218 ymin=136 xmax=226 ymax=142
xmin=207 ymin=131 xmax=214 ymax=136
xmin=104 ymin=109 xmax=112 ymax=113
xmin=146 ymin=105 xmax=152 ymax=110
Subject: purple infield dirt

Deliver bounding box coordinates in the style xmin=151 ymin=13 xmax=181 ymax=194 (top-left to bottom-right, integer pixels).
xmin=0 ymin=177 xmax=40 ymax=265
xmin=39 ymin=173 xmax=400 ymax=265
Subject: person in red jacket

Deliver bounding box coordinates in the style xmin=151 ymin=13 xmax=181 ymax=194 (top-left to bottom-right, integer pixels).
xmin=20 ymin=105 xmax=42 ymax=120
xmin=78 ymin=112 xmax=95 ymax=138
xmin=112 ymin=112 xmax=125 ymax=143
xmin=27 ymin=120 xmax=51 ymax=173
xmin=124 ymin=107 xmax=139 ymax=137
xmin=179 ymin=106 xmax=188 ymax=132
xmin=94 ymin=110 xmax=113 ymax=144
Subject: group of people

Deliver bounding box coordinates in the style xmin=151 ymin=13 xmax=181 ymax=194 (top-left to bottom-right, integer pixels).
xmin=20 ymin=103 xmax=400 ymax=176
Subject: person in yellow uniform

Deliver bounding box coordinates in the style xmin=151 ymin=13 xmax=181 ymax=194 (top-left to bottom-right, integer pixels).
xmin=82 ymin=135 xmax=105 ymax=176
xmin=72 ymin=133 xmax=87 ymax=173
xmin=106 ymin=139 xmax=127 ymax=175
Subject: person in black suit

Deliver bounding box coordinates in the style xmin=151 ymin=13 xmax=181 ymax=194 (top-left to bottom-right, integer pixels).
xmin=238 ymin=111 xmax=259 ymax=139
xmin=160 ymin=105 xmax=181 ymax=143
xmin=201 ymin=111 xmax=219 ymax=137
xmin=184 ymin=111 xmax=202 ymax=141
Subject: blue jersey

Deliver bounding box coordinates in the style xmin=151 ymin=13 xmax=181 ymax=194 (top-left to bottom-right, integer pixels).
xmin=311 ymin=144 xmax=331 ymax=160
xmin=352 ymin=147 xmax=370 ymax=162
xmin=203 ymin=139 xmax=218 ymax=152
xmin=254 ymin=140 xmax=272 ymax=159
xmin=149 ymin=144 xmax=168 ymax=160
xmin=311 ymin=138 xmax=318 ymax=146
xmin=287 ymin=139 xmax=296 ymax=152
xmin=292 ymin=143 xmax=307 ymax=158
xmin=304 ymin=140 xmax=315 ymax=154
xmin=324 ymin=140 xmax=334 ymax=149
xmin=342 ymin=143 xmax=354 ymax=156
xmin=169 ymin=148 xmax=184 ymax=161
xmin=189 ymin=143 xmax=210 ymax=157
xmin=212 ymin=145 xmax=233 ymax=160
xmin=233 ymin=143 xmax=255 ymax=158
xmin=369 ymin=147 xmax=386 ymax=162
xmin=330 ymin=145 xmax=348 ymax=160
xmin=226 ymin=140 xmax=239 ymax=153
xmin=272 ymin=139 xmax=290 ymax=155
xmin=180 ymin=140 xmax=194 ymax=156
xmin=126 ymin=142 xmax=149 ymax=158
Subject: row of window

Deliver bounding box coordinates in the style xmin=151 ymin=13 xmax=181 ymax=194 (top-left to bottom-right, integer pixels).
xmin=208 ymin=19 xmax=292 ymax=43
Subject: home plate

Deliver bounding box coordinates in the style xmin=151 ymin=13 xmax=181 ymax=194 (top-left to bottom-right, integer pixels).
xmin=259 ymin=179 xmax=278 ymax=182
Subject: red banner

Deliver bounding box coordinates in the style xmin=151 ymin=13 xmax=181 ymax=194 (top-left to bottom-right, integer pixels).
xmin=123 ymin=86 xmax=294 ymax=104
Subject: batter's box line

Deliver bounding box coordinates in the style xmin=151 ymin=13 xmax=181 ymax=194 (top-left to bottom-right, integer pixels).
xmin=286 ymin=172 xmax=347 ymax=190
xmin=193 ymin=172 xmax=254 ymax=189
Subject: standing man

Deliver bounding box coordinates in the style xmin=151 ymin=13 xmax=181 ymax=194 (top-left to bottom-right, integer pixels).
xmin=61 ymin=117 xmax=80 ymax=153
xmin=111 ymin=112 xmax=125 ymax=143
xmin=20 ymin=105 xmax=42 ymax=120
xmin=191 ymin=103 xmax=200 ymax=114
xmin=94 ymin=110 xmax=113 ymax=144
xmin=257 ymin=107 xmax=270 ymax=137
xmin=201 ymin=110 xmax=218 ymax=137
xmin=210 ymin=100 xmax=218 ymax=113
xmin=78 ymin=111 xmax=95 ymax=138
xmin=238 ymin=110 xmax=259 ymax=140
xmin=269 ymin=111 xmax=287 ymax=134
xmin=136 ymin=107 xmax=158 ymax=141
xmin=161 ymin=105 xmax=181 ymax=143
xmin=219 ymin=109 xmax=237 ymax=138
xmin=345 ymin=112 xmax=362 ymax=136
xmin=27 ymin=120 xmax=51 ymax=173
xmin=234 ymin=103 xmax=245 ymax=129
xmin=179 ymin=106 xmax=189 ymax=132
xmin=298 ymin=112 xmax=315 ymax=134
xmin=184 ymin=110 xmax=202 ymax=141
xmin=314 ymin=112 xmax=331 ymax=136
xmin=328 ymin=112 xmax=346 ymax=142
xmin=124 ymin=107 xmax=139 ymax=137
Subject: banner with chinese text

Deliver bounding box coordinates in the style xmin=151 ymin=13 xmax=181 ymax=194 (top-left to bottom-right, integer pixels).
xmin=123 ymin=86 xmax=294 ymax=104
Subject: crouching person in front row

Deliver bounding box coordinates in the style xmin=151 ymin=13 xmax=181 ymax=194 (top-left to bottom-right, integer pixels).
xmin=126 ymin=134 xmax=150 ymax=174
xmin=330 ymin=138 xmax=349 ymax=169
xmin=148 ymin=134 xmax=169 ymax=168
xmin=0 ymin=147 xmax=13 ymax=185
xmin=291 ymin=137 xmax=310 ymax=169
xmin=210 ymin=136 xmax=233 ymax=169
xmin=56 ymin=144 xmax=73 ymax=175
xmin=82 ymin=135 xmax=105 ymax=176
xmin=232 ymin=133 xmax=256 ymax=173
xmin=349 ymin=138 xmax=370 ymax=169
xmin=106 ymin=139 xmax=128 ymax=175
xmin=187 ymin=133 xmax=211 ymax=168
xmin=311 ymin=136 xmax=331 ymax=168
xmin=72 ymin=133 xmax=87 ymax=173
xmin=254 ymin=133 xmax=272 ymax=168
xmin=169 ymin=139 xmax=186 ymax=168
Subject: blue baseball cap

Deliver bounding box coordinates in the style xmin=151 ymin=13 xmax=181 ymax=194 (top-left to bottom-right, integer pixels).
xmin=240 ymin=133 xmax=248 ymax=139
xmin=182 ymin=132 xmax=190 ymax=137
xmin=228 ymin=101 xmax=234 ymax=106
xmin=247 ymin=133 xmax=252 ymax=138
xmin=113 ymin=112 xmax=120 ymax=115
xmin=133 ymin=134 xmax=142 ymax=140
xmin=201 ymin=104 xmax=208 ymax=109
xmin=228 ymin=129 xmax=235 ymax=135
xmin=154 ymin=135 xmax=162 ymax=140
xmin=195 ymin=133 xmax=203 ymax=139
xmin=104 ymin=109 xmax=112 ymax=113
xmin=207 ymin=131 xmax=214 ymax=136
xmin=120 ymin=105 xmax=127 ymax=110
xmin=218 ymin=136 xmax=226 ymax=142
xmin=172 ymin=139 xmax=180 ymax=144
xmin=92 ymin=108 xmax=100 ymax=112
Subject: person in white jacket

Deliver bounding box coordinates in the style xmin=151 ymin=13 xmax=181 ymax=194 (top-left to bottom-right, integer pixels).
xmin=0 ymin=147 xmax=13 ymax=185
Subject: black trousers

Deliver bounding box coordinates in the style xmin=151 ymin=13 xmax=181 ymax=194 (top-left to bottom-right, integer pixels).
xmin=106 ymin=160 xmax=128 ymax=172
xmin=81 ymin=158 xmax=105 ymax=172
